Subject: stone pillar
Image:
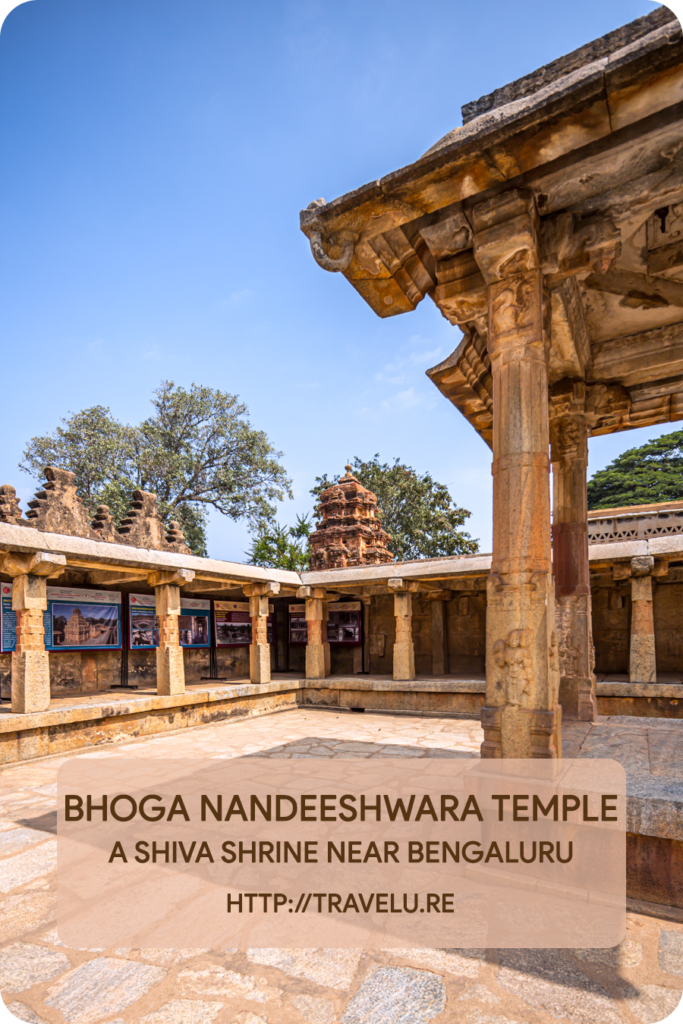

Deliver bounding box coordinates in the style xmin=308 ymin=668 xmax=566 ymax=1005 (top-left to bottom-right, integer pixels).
xmin=550 ymin=383 xmax=596 ymax=722
xmin=298 ymin=587 xmax=330 ymax=680
xmin=148 ymin=569 xmax=195 ymax=696
xmin=629 ymin=556 xmax=657 ymax=683
xmin=472 ymin=189 xmax=561 ymax=758
xmin=429 ymin=594 xmax=450 ymax=676
xmin=244 ymin=582 xmax=280 ymax=684
xmin=12 ymin=575 xmax=51 ymax=714
xmin=361 ymin=596 xmax=372 ymax=674
xmin=0 ymin=551 xmax=67 ymax=715
xmin=390 ymin=580 xmax=416 ymax=681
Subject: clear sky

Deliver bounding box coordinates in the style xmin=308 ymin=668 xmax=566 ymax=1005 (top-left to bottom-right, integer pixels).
xmin=0 ymin=0 xmax=672 ymax=560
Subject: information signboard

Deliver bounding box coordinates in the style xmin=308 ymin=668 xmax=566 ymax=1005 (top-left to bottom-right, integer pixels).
xmin=327 ymin=601 xmax=362 ymax=645
xmin=44 ymin=587 xmax=122 ymax=652
xmin=215 ymin=601 xmax=274 ymax=646
xmin=0 ymin=582 xmax=15 ymax=653
xmin=288 ymin=603 xmax=307 ymax=645
xmin=129 ymin=594 xmax=211 ymax=649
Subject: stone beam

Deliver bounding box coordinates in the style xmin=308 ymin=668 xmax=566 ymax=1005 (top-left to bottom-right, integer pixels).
xmin=0 ymin=551 xmax=66 ymax=578
xmin=147 ymin=569 xmax=195 ymax=588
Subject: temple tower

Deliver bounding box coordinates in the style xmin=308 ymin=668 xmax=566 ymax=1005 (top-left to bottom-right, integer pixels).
xmin=309 ymin=465 xmax=393 ymax=569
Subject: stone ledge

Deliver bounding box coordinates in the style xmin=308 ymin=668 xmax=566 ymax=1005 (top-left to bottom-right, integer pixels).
xmin=0 ymin=680 xmax=305 ymax=733
xmin=305 ymin=676 xmax=487 ymax=693
xmin=597 ymin=682 xmax=683 ymax=698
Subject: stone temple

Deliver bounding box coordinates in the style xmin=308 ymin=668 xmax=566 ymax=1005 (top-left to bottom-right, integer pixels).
xmin=0 ymin=18 xmax=682 ymax=1012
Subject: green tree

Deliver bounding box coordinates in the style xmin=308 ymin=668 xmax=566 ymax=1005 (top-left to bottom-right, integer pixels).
xmin=587 ymin=429 xmax=683 ymax=510
xmin=246 ymin=514 xmax=312 ymax=570
xmin=20 ymin=382 xmax=292 ymax=557
xmin=311 ymin=455 xmax=478 ymax=561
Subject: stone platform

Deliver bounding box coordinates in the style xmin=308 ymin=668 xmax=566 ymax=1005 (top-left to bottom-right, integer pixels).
xmin=0 ymin=708 xmax=682 ymax=1024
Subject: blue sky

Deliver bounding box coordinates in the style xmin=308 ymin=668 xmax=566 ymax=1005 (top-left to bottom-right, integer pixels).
xmin=0 ymin=0 xmax=673 ymax=560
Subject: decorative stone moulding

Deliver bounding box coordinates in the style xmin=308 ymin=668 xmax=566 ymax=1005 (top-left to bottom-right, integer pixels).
xmin=0 ymin=485 xmax=33 ymax=528
xmin=309 ymin=465 xmax=394 ymax=570
xmin=0 ymin=469 xmax=191 ymax=554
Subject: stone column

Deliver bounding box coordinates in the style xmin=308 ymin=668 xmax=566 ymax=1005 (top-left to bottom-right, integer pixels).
xmin=244 ymin=582 xmax=280 ymax=684
xmin=390 ymin=580 xmax=416 ymax=681
xmin=361 ymin=596 xmax=372 ymax=674
xmin=550 ymin=382 xmax=596 ymax=722
xmin=428 ymin=594 xmax=450 ymax=676
xmin=148 ymin=568 xmax=195 ymax=696
xmin=472 ymin=189 xmax=561 ymax=758
xmin=629 ymin=556 xmax=657 ymax=683
xmin=0 ymin=552 xmax=66 ymax=715
xmin=298 ymin=586 xmax=330 ymax=680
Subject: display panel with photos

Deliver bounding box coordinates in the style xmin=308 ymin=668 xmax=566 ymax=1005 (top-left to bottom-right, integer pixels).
xmin=288 ymin=603 xmax=307 ymax=645
xmin=214 ymin=601 xmax=274 ymax=646
xmin=327 ymin=601 xmax=362 ymax=644
xmin=43 ymin=587 xmax=121 ymax=652
xmin=129 ymin=594 xmax=211 ymax=648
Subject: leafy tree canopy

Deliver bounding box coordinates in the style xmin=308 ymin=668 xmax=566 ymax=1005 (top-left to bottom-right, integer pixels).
xmin=246 ymin=515 xmax=312 ymax=571
xmin=311 ymin=455 xmax=478 ymax=561
xmin=20 ymin=382 xmax=292 ymax=557
xmin=587 ymin=429 xmax=683 ymax=510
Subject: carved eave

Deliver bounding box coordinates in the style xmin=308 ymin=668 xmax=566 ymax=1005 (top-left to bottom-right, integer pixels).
xmin=426 ymin=329 xmax=493 ymax=448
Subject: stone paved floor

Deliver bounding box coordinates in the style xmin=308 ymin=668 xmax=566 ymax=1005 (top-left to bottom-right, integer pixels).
xmin=0 ymin=707 xmax=682 ymax=1024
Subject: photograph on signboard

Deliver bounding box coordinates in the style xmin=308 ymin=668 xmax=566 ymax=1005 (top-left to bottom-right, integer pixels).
xmin=130 ymin=608 xmax=159 ymax=648
xmin=42 ymin=588 xmax=122 ymax=652
xmin=327 ymin=602 xmax=361 ymax=644
xmin=215 ymin=602 xmax=252 ymax=646
xmin=289 ymin=604 xmax=307 ymax=645
xmin=179 ymin=614 xmax=209 ymax=646
xmin=51 ymin=603 xmax=119 ymax=648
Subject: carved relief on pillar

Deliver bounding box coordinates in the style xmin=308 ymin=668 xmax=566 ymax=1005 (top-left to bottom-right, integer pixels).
xmin=472 ymin=189 xmax=560 ymax=758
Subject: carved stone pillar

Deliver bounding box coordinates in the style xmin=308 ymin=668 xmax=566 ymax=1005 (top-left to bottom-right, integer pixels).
xmin=149 ymin=569 xmax=194 ymax=696
xmin=629 ymin=556 xmax=657 ymax=683
xmin=244 ymin=582 xmax=280 ymax=684
xmin=549 ymin=382 xmax=596 ymax=722
xmin=472 ymin=189 xmax=561 ymax=759
xmin=0 ymin=551 xmax=66 ymax=715
xmin=298 ymin=586 xmax=330 ymax=680
xmin=390 ymin=581 xmax=416 ymax=681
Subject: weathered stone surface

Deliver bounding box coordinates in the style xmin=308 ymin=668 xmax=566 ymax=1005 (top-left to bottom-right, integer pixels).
xmin=246 ymin=948 xmax=362 ymax=990
xmin=117 ymin=491 xmax=190 ymax=554
xmin=139 ymin=999 xmax=223 ymax=1024
xmin=626 ymin=984 xmax=682 ymax=1022
xmin=0 ymin=486 xmax=32 ymax=528
xmin=309 ymin=466 xmax=393 ymax=570
xmin=290 ymin=993 xmax=337 ymax=1024
xmin=0 ymin=841 xmax=57 ymax=893
xmin=339 ymin=966 xmax=446 ymax=1024
xmin=0 ymin=941 xmax=70 ymax=991
xmin=45 ymin=957 xmax=166 ymax=1024
xmin=659 ymin=928 xmax=683 ymax=975
xmin=5 ymin=1002 xmax=50 ymax=1024
xmin=458 ymin=984 xmax=500 ymax=1004
xmin=495 ymin=950 xmax=623 ymax=1024
xmin=0 ymin=892 xmax=56 ymax=944
xmin=177 ymin=965 xmax=280 ymax=1003
xmin=25 ymin=468 xmax=99 ymax=540
xmin=386 ymin=948 xmax=482 ymax=977
xmin=90 ymin=504 xmax=118 ymax=543
xmin=573 ymin=936 xmax=642 ymax=967
xmin=0 ymin=827 xmax=53 ymax=857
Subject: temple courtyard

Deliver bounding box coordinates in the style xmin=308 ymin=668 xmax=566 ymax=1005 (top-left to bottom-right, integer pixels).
xmin=0 ymin=705 xmax=681 ymax=1024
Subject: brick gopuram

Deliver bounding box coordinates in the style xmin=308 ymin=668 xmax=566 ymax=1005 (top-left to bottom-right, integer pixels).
xmin=309 ymin=465 xmax=393 ymax=569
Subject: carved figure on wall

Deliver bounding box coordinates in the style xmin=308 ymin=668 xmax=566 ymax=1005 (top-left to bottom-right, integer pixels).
xmin=493 ymin=628 xmax=533 ymax=706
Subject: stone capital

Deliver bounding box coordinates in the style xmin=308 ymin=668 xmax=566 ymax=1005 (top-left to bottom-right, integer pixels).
xmin=243 ymin=581 xmax=280 ymax=597
xmin=12 ymin=573 xmax=48 ymax=612
xmin=472 ymin=190 xmax=539 ymax=284
xmin=297 ymin=586 xmax=326 ymax=599
xmin=631 ymin=555 xmax=655 ymax=577
xmin=0 ymin=551 xmax=66 ymax=578
xmin=147 ymin=568 xmax=195 ymax=588
xmin=388 ymin=578 xmax=420 ymax=593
